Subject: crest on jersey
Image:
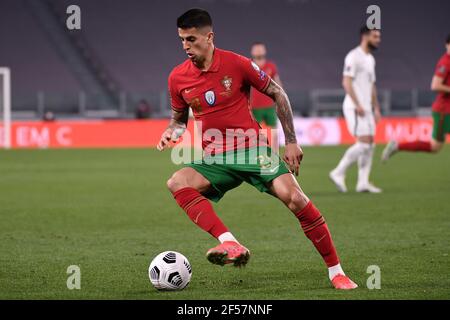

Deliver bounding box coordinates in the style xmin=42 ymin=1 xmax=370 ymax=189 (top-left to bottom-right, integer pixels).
xmin=221 ymin=76 xmax=232 ymax=91
xmin=204 ymin=90 xmax=216 ymax=106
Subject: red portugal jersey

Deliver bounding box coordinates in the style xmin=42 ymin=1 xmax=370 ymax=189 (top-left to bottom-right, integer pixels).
xmin=168 ymin=48 xmax=272 ymax=155
xmin=250 ymin=61 xmax=278 ymax=109
xmin=432 ymin=53 xmax=450 ymax=113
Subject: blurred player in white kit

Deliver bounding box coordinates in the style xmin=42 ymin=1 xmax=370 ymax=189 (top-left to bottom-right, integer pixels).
xmin=330 ymin=26 xmax=382 ymax=193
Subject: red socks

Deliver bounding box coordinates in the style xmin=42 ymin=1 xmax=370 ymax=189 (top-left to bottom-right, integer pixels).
xmin=172 ymin=187 xmax=228 ymax=239
xmin=173 ymin=188 xmax=339 ymax=268
xmin=398 ymin=141 xmax=432 ymax=152
xmin=295 ymin=201 xmax=339 ymax=268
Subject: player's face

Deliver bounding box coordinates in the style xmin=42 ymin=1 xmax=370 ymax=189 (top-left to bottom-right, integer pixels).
xmin=178 ymin=27 xmax=213 ymax=65
xmin=251 ymin=44 xmax=267 ymax=67
xmin=367 ymin=30 xmax=381 ymax=50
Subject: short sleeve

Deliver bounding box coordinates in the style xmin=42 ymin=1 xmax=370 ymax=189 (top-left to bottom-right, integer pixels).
xmin=168 ymin=74 xmax=188 ymax=112
xmin=434 ymin=58 xmax=449 ymax=79
xmin=238 ymin=55 xmax=271 ymax=92
xmin=343 ymin=52 xmax=356 ymax=78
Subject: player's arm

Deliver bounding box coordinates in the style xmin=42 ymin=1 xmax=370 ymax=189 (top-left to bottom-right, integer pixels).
xmin=264 ymin=79 xmax=303 ymax=176
xmin=431 ymin=75 xmax=450 ymax=93
xmin=157 ymin=108 xmax=189 ymax=151
xmin=372 ymin=84 xmax=382 ymax=122
xmin=342 ymin=76 xmax=365 ymax=116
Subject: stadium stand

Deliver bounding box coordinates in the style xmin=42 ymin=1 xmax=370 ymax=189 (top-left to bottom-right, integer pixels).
xmin=0 ymin=0 xmax=449 ymax=118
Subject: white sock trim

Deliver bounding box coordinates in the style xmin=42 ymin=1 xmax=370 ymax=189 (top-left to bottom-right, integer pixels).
xmin=218 ymin=232 xmax=239 ymax=244
xmin=328 ymin=263 xmax=345 ymax=281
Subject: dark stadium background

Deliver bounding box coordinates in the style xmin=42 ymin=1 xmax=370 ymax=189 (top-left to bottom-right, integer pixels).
xmin=1 ymin=0 xmax=449 ymax=119
xmin=1 ymin=0 xmax=450 ymax=301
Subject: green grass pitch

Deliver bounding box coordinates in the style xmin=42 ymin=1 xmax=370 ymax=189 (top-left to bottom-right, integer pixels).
xmin=0 ymin=146 xmax=449 ymax=299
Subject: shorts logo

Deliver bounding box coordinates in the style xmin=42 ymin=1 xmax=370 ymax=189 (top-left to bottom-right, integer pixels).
xmin=256 ymin=155 xmax=272 ymax=169
xmin=205 ymin=90 xmax=216 ymax=106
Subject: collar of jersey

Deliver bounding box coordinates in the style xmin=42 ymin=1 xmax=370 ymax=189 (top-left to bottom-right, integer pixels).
xmin=190 ymin=47 xmax=221 ymax=75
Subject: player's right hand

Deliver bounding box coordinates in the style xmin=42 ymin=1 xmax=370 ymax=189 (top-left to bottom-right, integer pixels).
xmin=356 ymin=106 xmax=365 ymax=117
xmin=284 ymin=143 xmax=303 ymax=176
xmin=356 ymin=105 xmax=366 ymax=117
xmin=157 ymin=128 xmax=174 ymax=151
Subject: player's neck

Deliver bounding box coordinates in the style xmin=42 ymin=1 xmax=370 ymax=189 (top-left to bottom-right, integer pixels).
xmin=257 ymin=60 xmax=266 ymax=67
xmin=360 ymin=43 xmax=371 ymax=54
xmin=196 ymin=45 xmax=215 ymax=71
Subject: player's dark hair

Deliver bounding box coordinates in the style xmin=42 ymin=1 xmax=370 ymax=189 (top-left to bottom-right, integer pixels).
xmin=360 ymin=26 xmax=371 ymax=36
xmin=446 ymin=34 xmax=450 ymax=44
xmin=252 ymin=42 xmax=265 ymax=47
xmin=177 ymin=8 xmax=212 ymax=29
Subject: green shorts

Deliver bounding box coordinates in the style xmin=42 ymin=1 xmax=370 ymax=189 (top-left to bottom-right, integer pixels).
xmin=185 ymin=147 xmax=291 ymax=202
xmin=432 ymin=111 xmax=450 ymax=142
xmin=252 ymin=106 xmax=278 ymax=127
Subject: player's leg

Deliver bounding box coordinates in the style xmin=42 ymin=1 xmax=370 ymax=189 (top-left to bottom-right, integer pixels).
xmin=268 ymin=173 xmax=358 ymax=289
xmin=264 ymin=105 xmax=279 ymax=151
xmin=330 ymin=108 xmax=364 ymax=192
xmin=382 ymin=112 xmax=448 ymax=161
xmin=168 ymin=165 xmax=249 ymax=267
xmin=355 ymin=132 xmax=381 ymax=193
xmin=167 ymin=167 xmax=232 ymax=241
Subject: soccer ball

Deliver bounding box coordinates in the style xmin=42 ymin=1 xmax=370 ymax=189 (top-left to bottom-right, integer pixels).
xmin=148 ymin=251 xmax=192 ymax=290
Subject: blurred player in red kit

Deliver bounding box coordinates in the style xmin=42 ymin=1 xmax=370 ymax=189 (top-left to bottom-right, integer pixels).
xmin=250 ymin=42 xmax=282 ymax=148
xmin=382 ymin=34 xmax=450 ymax=160
xmin=157 ymin=8 xmax=357 ymax=289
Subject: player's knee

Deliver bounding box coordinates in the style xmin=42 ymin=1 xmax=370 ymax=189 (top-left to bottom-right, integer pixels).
xmin=287 ymin=189 xmax=308 ymax=212
xmin=166 ymin=171 xmax=188 ymax=193
xmin=431 ymin=140 xmax=443 ymax=153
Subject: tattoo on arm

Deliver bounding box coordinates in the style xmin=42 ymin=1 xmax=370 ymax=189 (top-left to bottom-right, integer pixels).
xmin=168 ymin=108 xmax=189 ymax=130
xmin=264 ymin=79 xmax=297 ymax=144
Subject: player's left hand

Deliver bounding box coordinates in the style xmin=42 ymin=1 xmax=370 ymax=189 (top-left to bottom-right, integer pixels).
xmin=374 ymin=108 xmax=382 ymax=123
xmin=283 ymin=143 xmax=303 ymax=176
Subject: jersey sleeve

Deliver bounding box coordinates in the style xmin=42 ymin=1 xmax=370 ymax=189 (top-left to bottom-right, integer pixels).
xmin=168 ymin=73 xmax=188 ymax=112
xmin=434 ymin=57 xmax=449 ymax=79
xmin=238 ymin=55 xmax=271 ymax=92
xmin=343 ymin=52 xmax=357 ymax=78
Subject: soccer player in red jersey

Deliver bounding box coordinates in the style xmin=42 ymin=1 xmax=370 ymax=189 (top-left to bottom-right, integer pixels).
xmin=382 ymin=34 xmax=450 ymax=160
xmin=250 ymin=42 xmax=281 ymax=149
xmin=157 ymin=8 xmax=357 ymax=290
